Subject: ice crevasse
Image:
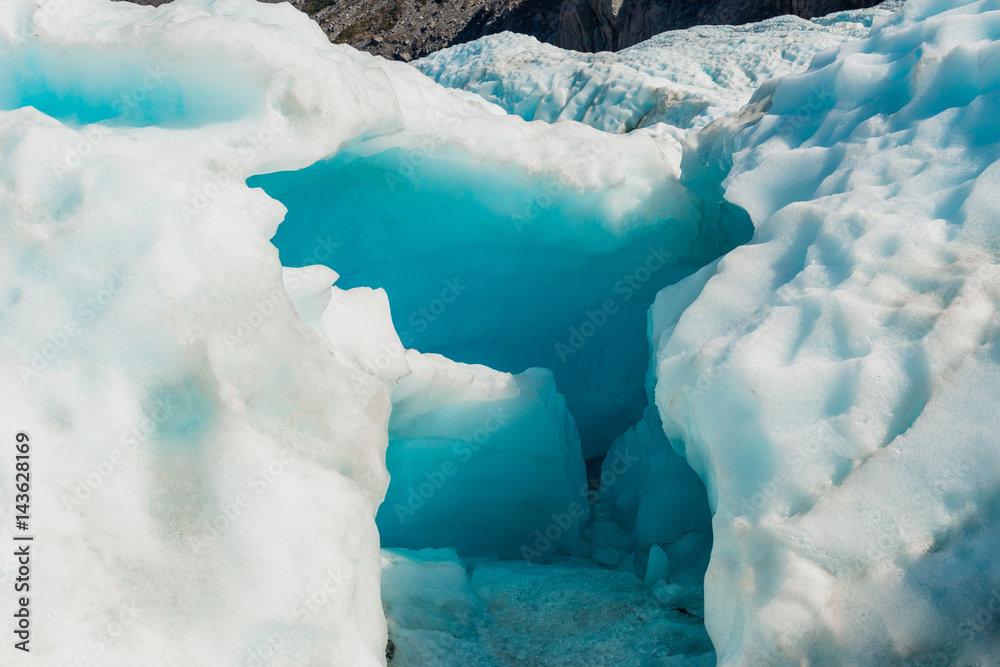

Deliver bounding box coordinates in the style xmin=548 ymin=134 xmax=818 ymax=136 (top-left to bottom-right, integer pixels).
xmin=2 ymin=0 xmax=1000 ymax=665
xmin=414 ymin=4 xmax=901 ymax=136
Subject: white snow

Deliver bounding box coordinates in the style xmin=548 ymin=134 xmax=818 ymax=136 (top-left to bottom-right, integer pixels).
xmin=651 ymin=0 xmax=1000 ymax=663
xmin=0 ymin=0 xmax=716 ymax=662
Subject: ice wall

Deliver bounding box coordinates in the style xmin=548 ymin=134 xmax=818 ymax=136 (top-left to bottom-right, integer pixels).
xmin=0 ymin=0 xmax=454 ymax=662
xmin=602 ymin=407 xmax=712 ymax=553
xmin=652 ymin=0 xmax=1000 ymax=662
xmin=383 ymin=353 xmax=588 ymax=558
xmin=283 ymin=267 xmax=589 ymax=559
xmin=253 ymin=137 xmax=752 ymax=460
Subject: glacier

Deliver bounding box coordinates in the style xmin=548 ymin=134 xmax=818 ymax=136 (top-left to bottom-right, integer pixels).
xmin=414 ymin=5 xmax=901 ymax=137
xmin=651 ymin=0 xmax=1000 ymax=662
xmin=3 ymin=0 xmax=1000 ymax=665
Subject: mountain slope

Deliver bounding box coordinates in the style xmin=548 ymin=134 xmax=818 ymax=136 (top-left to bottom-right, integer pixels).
xmin=119 ymin=0 xmax=881 ymax=60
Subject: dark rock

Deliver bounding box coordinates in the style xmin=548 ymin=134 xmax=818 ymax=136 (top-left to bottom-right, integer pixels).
xmin=554 ymin=0 xmax=884 ymax=51
xmin=116 ymin=0 xmax=882 ymax=59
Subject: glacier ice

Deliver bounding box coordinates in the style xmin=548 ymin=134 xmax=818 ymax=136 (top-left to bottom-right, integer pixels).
xmin=0 ymin=0 xmax=725 ymax=662
xmin=414 ymin=4 xmax=900 ymax=137
xmin=650 ymin=0 xmax=1000 ymax=663
xmin=251 ymin=128 xmax=751 ymax=461
xmin=283 ymin=267 xmax=590 ymax=558
xmin=7 ymin=0 xmax=999 ymax=664
xmin=602 ymin=407 xmax=712 ymax=559
xmin=381 ymin=545 xmax=716 ymax=666
xmin=382 ymin=353 xmax=588 ymax=558
xmin=0 ymin=0 xmax=460 ymax=663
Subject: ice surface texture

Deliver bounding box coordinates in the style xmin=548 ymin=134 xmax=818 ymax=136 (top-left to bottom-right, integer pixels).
xmin=381 ymin=547 xmax=716 ymax=666
xmin=282 ymin=269 xmax=589 ymax=559
xmin=8 ymin=0 xmax=997 ymax=664
xmin=0 ymin=0 xmax=724 ymax=662
xmin=0 ymin=1 xmax=419 ymax=663
xmin=250 ymin=91 xmax=751 ymax=462
xmin=653 ymin=0 xmax=1000 ymax=662
xmin=414 ymin=5 xmax=899 ymax=137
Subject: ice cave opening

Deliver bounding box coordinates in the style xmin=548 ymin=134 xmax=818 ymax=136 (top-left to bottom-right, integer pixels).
xmin=253 ymin=139 xmax=752 ymax=661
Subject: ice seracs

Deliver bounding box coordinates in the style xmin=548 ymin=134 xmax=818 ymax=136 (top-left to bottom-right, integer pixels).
xmin=284 ymin=266 xmax=591 ymax=559
xmin=415 ymin=4 xmax=901 ymax=137
xmin=0 ymin=0 xmax=720 ymax=661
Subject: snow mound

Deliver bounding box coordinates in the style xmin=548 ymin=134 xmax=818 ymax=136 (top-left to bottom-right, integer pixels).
xmin=652 ymin=0 xmax=1000 ymax=662
xmin=0 ymin=0 xmax=429 ymax=662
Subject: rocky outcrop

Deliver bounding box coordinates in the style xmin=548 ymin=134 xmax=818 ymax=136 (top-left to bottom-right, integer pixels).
xmin=555 ymin=0 xmax=883 ymax=52
xmin=119 ymin=0 xmax=881 ymax=59
xmin=310 ymin=0 xmax=563 ymax=61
